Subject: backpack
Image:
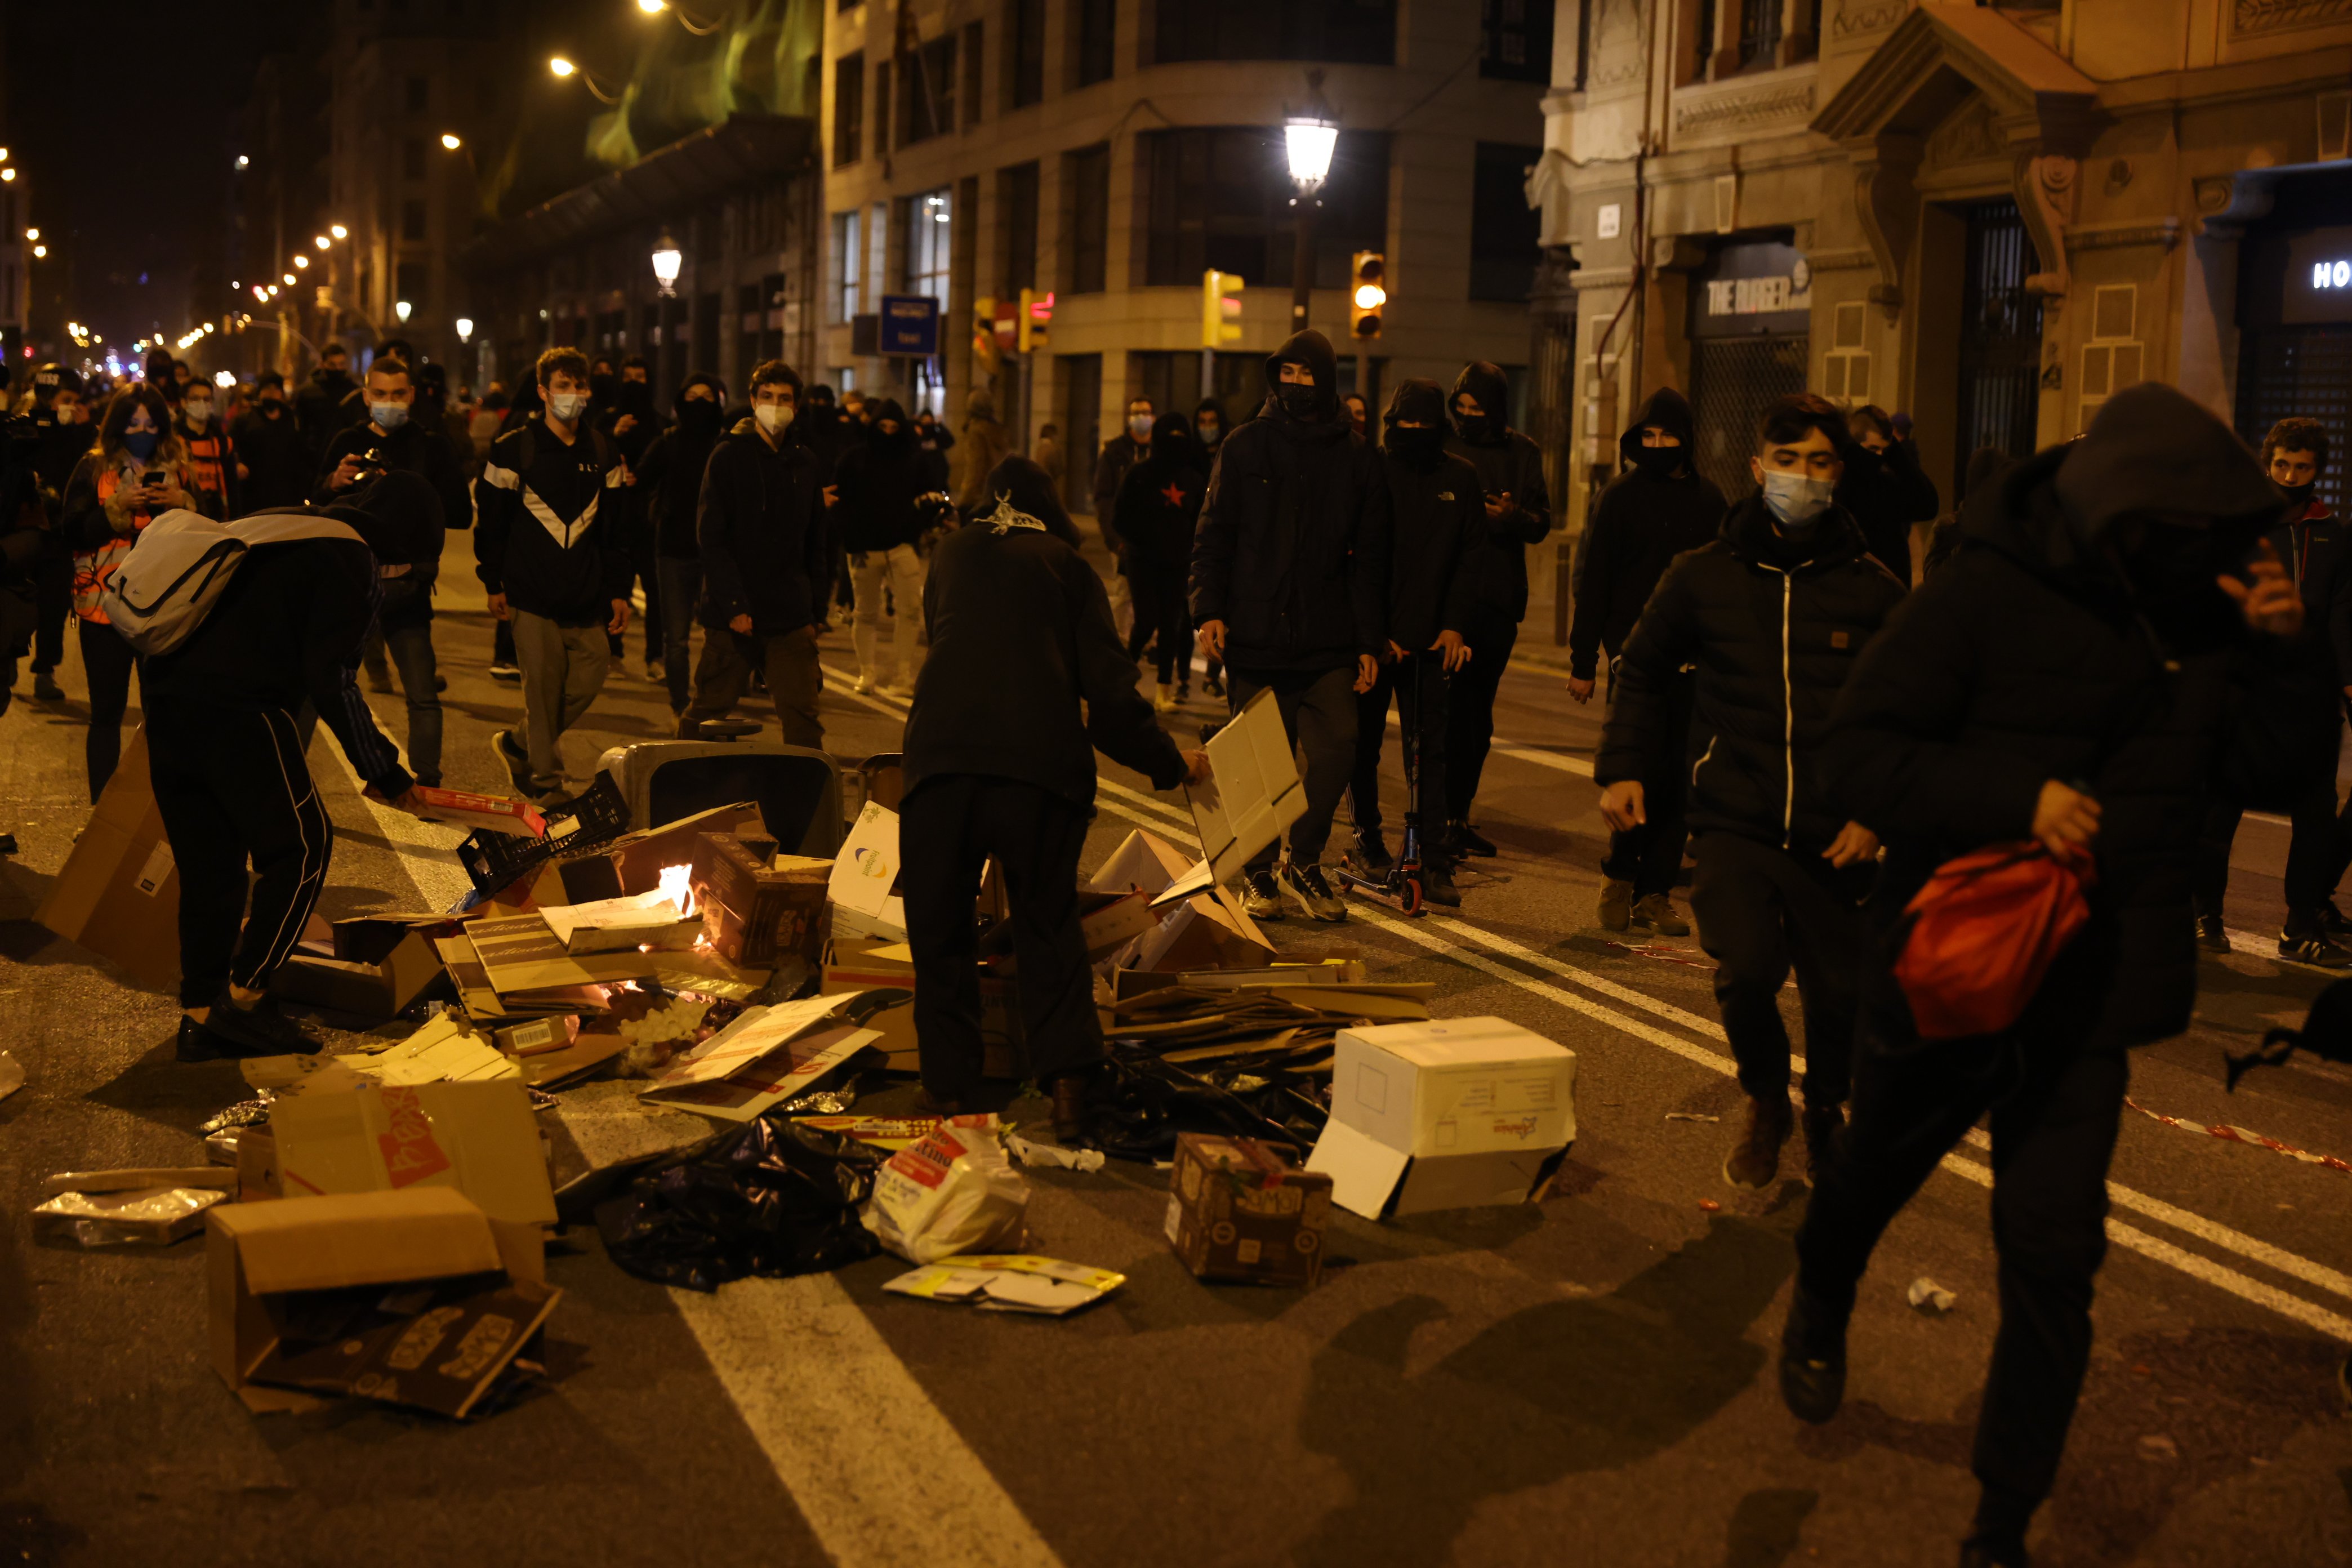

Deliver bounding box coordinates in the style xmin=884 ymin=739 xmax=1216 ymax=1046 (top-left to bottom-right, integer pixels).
xmin=98 ymin=507 xmax=363 ymax=656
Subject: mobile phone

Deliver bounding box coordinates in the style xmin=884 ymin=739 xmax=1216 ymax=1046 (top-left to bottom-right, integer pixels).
xmin=140 ymin=469 xmax=166 ymax=487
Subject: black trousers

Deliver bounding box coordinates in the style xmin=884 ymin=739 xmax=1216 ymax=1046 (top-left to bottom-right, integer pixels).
xmin=1600 ymin=665 xmax=1693 ymax=897
xmin=79 ymin=617 xmax=139 ymax=802
xmin=2197 ymin=782 xmax=2351 ymax=921
xmin=900 ymin=773 xmax=1100 ymax=1102
xmin=1445 ymin=616 xmax=1516 ymax=821
xmin=1797 ymin=978 xmax=2126 ymax=1511
xmin=1346 ymin=653 xmax=1448 ymax=845
xmin=1123 ymin=560 xmax=1188 ymax=685
xmin=1227 ymin=664 xmax=1358 ymax=869
xmin=146 ymin=703 xmax=335 ymax=1009
xmin=1687 ymin=830 xmax=1868 ymax=1106
xmin=31 ymin=553 xmax=69 ymax=673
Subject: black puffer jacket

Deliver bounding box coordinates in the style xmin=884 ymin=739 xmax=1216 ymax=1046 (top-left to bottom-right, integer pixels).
xmin=1569 ymin=387 xmax=1728 ymax=680
xmin=1597 ymin=496 xmax=1905 ymax=853
xmin=639 ymin=377 xmax=728 ymax=559
xmin=697 ymin=410 xmax=831 ymax=636
xmin=1835 ymin=437 xmax=1939 ymax=586
xmin=1189 ymin=330 xmax=1390 ymax=672
xmin=1444 ymin=360 xmax=1552 ymax=626
xmin=1826 ymin=384 xmax=2333 ymax=1050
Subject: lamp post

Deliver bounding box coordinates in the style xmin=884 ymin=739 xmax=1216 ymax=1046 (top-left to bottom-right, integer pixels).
xmin=651 ymin=231 xmax=683 ymax=297
xmin=549 ymin=56 xmax=623 ymax=106
xmin=1282 ymin=70 xmax=1338 ymax=339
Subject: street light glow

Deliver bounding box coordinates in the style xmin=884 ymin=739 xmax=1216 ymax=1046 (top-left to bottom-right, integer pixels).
xmin=215 ymin=371 xmax=236 ymax=389
xmin=235 ymin=154 xmax=249 ymax=170
xmin=652 ymin=231 xmax=683 ymax=294
xmin=637 ymin=0 xmax=666 ymax=12
xmin=1354 ymin=282 xmax=1386 ymax=310
xmin=293 ymin=254 xmax=309 ymax=269
xmin=30 ymin=245 xmax=45 ymax=259
xmin=549 ymin=56 xmax=577 ymax=77
xmin=282 ymin=273 xmax=295 ymax=284
xmin=315 ymin=235 xmax=331 ymax=249
xmin=456 ymin=317 xmax=475 ymax=342
xmin=1 ymin=171 xmax=16 ymax=184
xmin=24 ymin=228 xmax=36 ymax=240
xmin=395 ymin=300 xmax=412 ymax=323
xmin=1284 ymin=119 xmax=1338 ymax=185
xmin=441 ymin=132 xmax=462 ymax=150
xmin=331 ymin=224 xmax=348 ymax=239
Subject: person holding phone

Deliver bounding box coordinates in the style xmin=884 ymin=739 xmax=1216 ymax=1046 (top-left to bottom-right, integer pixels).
xmin=60 ymin=385 xmax=194 ymax=798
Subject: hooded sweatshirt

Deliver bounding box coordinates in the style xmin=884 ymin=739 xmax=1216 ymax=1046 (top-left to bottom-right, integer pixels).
xmin=1112 ymin=412 xmax=1208 ymax=572
xmin=1569 ymin=387 xmax=1729 ymax=680
xmin=697 ymin=363 xmax=831 ymax=637
xmin=836 ymin=399 xmax=937 ymax=554
xmin=1188 ymin=330 xmax=1391 ymax=671
xmin=1378 ymin=379 xmax=1486 ymax=651
xmin=1826 ymin=382 xmax=2332 ymax=1048
xmin=1834 ymin=429 xmax=1939 ymax=585
xmin=640 ymin=375 xmax=729 ymax=559
xmin=1443 ymin=360 xmax=1552 ymax=626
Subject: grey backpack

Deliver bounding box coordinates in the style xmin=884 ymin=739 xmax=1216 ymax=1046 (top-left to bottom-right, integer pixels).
xmin=98 ymin=509 xmax=363 ymax=656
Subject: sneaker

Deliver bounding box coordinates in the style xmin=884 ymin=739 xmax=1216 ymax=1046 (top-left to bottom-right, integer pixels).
xmin=2322 ymin=901 xmax=2352 ymax=939
xmin=1632 ymin=893 xmax=1691 ymax=937
xmin=1351 ymin=829 xmax=1393 ymax=874
xmin=1598 ymin=877 xmax=1634 ymax=932
xmin=1801 ymin=1099 xmax=1845 ymax=1181
xmin=2278 ymin=921 xmax=2352 ymax=969
xmin=363 ymin=667 xmax=395 ymax=694
xmin=31 ymin=671 xmax=63 ymax=702
xmin=1152 ymin=683 xmax=1177 ymax=714
xmin=1449 ymin=819 xmax=1498 ymax=858
xmin=433 ymin=674 xmax=448 ymax=693
xmin=853 ymin=674 xmax=877 ymax=695
xmin=1239 ymin=868 xmax=1285 ymax=921
xmin=1723 ymin=1094 xmax=1793 ymax=1189
xmin=1202 ymin=671 xmax=1226 ymax=698
xmin=1176 ymin=681 xmax=1192 ymax=704
xmin=202 ymin=987 xmax=319 ymax=1055
xmin=1422 ymin=856 xmax=1460 ymax=908
xmin=1280 ymin=861 xmax=1348 ymax=923
xmin=488 ymin=660 xmax=522 ymax=684
xmin=175 ymin=1015 xmax=242 ymax=1063
xmin=489 ymin=729 xmax=533 ymax=795
xmin=1777 ymin=1282 xmax=1850 ymax=1424
xmin=2194 ymin=911 xmax=2229 ymax=952
xmin=645 ymin=661 xmax=666 ymax=685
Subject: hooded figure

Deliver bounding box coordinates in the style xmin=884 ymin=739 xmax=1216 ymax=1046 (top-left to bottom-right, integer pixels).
xmin=638 ymin=372 xmax=729 ymax=711
xmin=1189 ymin=329 xmax=1392 ymax=923
xmin=952 ymin=388 xmax=1013 ymax=511
xmin=1788 ymin=384 xmax=2329 ymax=1567
xmin=1834 ymin=403 xmax=1939 ymax=585
xmin=835 ymin=397 xmax=937 ymax=692
xmin=1113 ymin=411 xmax=1209 ymax=701
xmin=1193 ymin=397 xmax=1230 ymax=453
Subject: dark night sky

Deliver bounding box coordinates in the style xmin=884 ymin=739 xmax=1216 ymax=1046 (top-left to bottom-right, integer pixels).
xmin=6 ymin=1 xmax=293 ymax=352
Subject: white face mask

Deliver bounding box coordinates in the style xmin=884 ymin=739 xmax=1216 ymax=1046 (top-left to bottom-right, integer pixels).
xmin=546 ymin=390 xmax=590 ymax=422
xmin=755 ymin=402 xmax=795 ymax=436
xmin=182 ymin=403 xmax=212 ymax=430
xmin=369 ymin=401 xmax=408 ymax=431
xmin=1129 ymin=415 xmax=1153 ymax=440
xmin=1760 ymin=469 xmax=1834 ymax=529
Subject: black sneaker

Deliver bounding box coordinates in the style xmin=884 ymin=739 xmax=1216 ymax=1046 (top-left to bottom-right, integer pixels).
xmin=175 ymin=1015 xmax=238 ymax=1062
xmin=31 ymin=671 xmax=64 ymax=702
xmin=1280 ymin=862 xmax=1348 ymax=923
xmin=1202 ymin=671 xmax=1225 ymax=698
xmin=2194 ymin=912 xmax=2229 ymax=952
xmin=1778 ymin=1282 xmax=1850 ymax=1424
xmin=1240 ymin=868 xmax=1285 ymax=921
xmin=1351 ymin=829 xmax=1393 ymax=874
xmin=2278 ymin=922 xmax=2352 ymax=969
xmin=1421 ymin=856 xmax=1460 ymax=907
xmin=489 ymin=729 xmax=533 ymax=795
xmin=1447 ymin=819 xmax=1498 ymax=859
xmin=203 ymin=986 xmax=320 ymax=1054
xmin=2322 ymin=901 xmax=2352 ymax=938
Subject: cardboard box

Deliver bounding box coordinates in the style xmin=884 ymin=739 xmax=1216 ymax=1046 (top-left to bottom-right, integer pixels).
xmin=271 ymin=915 xmax=455 ymax=1017
xmin=35 ymin=728 xmax=182 ymax=991
xmin=532 ymin=801 xmax=763 ymax=907
xmin=493 ymin=1015 xmax=579 ymax=1057
xmin=467 ymin=913 xmax=658 ymax=993
xmin=1086 ymin=827 xmax=1277 ymax=974
xmin=821 ymin=937 xmax=1021 ymax=1078
xmin=541 ymin=890 xmax=700 ymax=955
xmin=693 ymin=834 xmax=832 ymax=968
xmin=265 ymin=1074 xmax=556 ymax=1227
xmin=400 ymin=785 xmax=546 ymax=840
xmin=1306 ymin=1018 xmax=1577 ymax=1220
xmin=1164 ymin=1134 xmax=1333 ymax=1287
xmin=207 ymin=1187 xmax=555 ymax=1416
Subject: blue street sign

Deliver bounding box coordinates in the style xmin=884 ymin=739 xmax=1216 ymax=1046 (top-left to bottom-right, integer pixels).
xmin=879 ymin=294 xmax=941 ymax=357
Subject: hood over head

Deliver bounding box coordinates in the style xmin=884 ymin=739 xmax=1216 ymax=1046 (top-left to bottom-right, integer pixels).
xmin=674 ymin=372 xmax=727 ymax=415
xmin=965 ymin=389 xmax=998 ymax=423
xmin=1384 ymin=377 xmax=1449 ymax=430
xmin=1450 ymin=361 xmax=1512 ymax=445
xmin=1618 ymin=386 xmax=1696 ymax=467
xmin=2053 ymin=383 xmax=2280 ymax=548
xmin=867 ymin=397 xmax=913 ymax=447
xmin=1961 ymin=444 xmax=2014 ymax=505
xmin=1262 ymin=330 xmax=1341 ymax=425
xmin=974 ymin=456 xmax=1083 ymax=547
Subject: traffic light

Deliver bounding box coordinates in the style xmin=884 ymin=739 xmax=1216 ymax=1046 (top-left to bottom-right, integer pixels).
xmin=1201 ymin=269 xmax=1245 ymax=350
xmin=971 ymin=296 xmax=1001 ymax=375
xmin=1349 ymin=251 xmax=1385 ymax=340
xmin=1017 ymin=287 xmax=1054 ymax=353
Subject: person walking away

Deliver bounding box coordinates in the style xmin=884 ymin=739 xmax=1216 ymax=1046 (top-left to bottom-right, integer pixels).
xmin=294 ymin=342 xmax=361 ymax=476
xmin=1784 ymin=384 xmax=2329 ymax=1568
xmin=951 ymin=389 xmax=1012 ymax=514
xmin=902 ymin=455 xmax=1210 ymax=1134
xmin=914 ymin=408 xmax=956 ymax=485
xmin=1093 ymin=395 xmax=1156 ymax=635
xmin=679 ymin=360 xmax=830 ymax=747
xmin=2189 ymin=416 xmax=2352 ymax=961
xmin=1113 ymin=412 xmax=1207 ymax=710
xmin=25 ymin=363 xmax=87 ymax=702
xmin=599 ymin=357 xmax=663 ymax=676
xmin=61 ymin=386 xmax=197 ymax=798
xmin=1346 ymin=379 xmax=1483 ymax=907
xmin=1443 ymin=361 xmax=1552 ymax=858
xmin=1836 ymin=403 xmax=1939 ymax=586
xmin=835 ymin=398 xmax=936 ymax=696
xmin=1595 ymin=393 xmax=1903 ymax=1188
xmin=1032 ymin=422 xmax=1066 ymax=497
xmin=146 ymin=494 xmax=436 ymax=1061
xmin=1567 ymin=388 xmax=1728 ymax=934
xmin=637 ymin=373 xmax=727 ymax=713
xmin=1191 ymin=329 xmax=1389 ymax=922
xmin=229 ymin=372 xmax=308 ymax=513
xmin=475 ymin=349 xmax=630 ymax=804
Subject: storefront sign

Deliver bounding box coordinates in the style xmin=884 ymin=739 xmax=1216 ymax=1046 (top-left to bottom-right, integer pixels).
xmin=2282 ymin=228 xmax=2352 ymax=324
xmin=1691 ymin=240 xmax=1812 ymax=339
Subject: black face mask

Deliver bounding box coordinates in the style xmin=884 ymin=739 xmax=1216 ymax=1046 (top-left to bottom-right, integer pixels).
xmin=2122 ymin=519 xmax=2245 ymax=649
xmin=1274 ymin=382 xmax=1320 ymax=420
xmin=590 ymin=373 xmax=616 ymax=400
xmin=1629 ymin=444 xmax=1682 ymax=478
xmin=1845 ymin=444 xmax=1886 ymax=475
xmin=2279 ymin=480 xmax=2318 ymax=511
xmin=1451 ymin=409 xmax=1498 ymax=444
xmin=1386 ymin=426 xmax=1446 ymax=469
xmin=261 ymin=402 xmax=284 ymax=419
xmin=680 ymin=399 xmax=721 ymax=434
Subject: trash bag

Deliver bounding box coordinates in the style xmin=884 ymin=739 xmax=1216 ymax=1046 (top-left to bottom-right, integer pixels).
xmin=596 ymin=1115 xmax=888 ymax=1291
xmin=1088 ymin=1047 xmax=1325 ymax=1163
xmin=2225 ymin=974 xmax=2352 ymax=1088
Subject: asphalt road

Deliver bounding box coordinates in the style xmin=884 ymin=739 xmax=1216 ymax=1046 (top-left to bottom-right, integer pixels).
xmin=2 ymin=549 xmax=2349 ymax=1568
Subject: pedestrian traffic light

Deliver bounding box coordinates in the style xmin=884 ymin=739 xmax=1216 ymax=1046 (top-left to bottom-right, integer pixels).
xmin=1017 ymin=287 xmax=1053 ymax=353
xmin=1349 ymin=252 xmax=1386 ymax=341
xmin=1201 ymin=269 xmax=1245 ymax=350
xmin=972 ymin=296 xmax=1001 ymax=375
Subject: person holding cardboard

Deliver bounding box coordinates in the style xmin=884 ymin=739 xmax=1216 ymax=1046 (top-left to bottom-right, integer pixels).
xmin=902 ymin=457 xmax=1209 ymax=1137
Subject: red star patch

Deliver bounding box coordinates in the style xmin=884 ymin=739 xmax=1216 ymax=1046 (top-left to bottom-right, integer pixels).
xmin=1161 ymin=481 xmax=1186 ymax=506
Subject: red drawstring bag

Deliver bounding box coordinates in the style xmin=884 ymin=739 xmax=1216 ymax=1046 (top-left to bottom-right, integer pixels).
xmin=1892 ymin=843 xmax=2095 ymax=1040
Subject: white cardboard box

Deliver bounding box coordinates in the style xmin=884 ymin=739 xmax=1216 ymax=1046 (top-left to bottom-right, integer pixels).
xmin=1306 ymin=1017 xmax=1576 ymax=1219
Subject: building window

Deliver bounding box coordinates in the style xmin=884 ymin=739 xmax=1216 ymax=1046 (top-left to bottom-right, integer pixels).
xmin=402 ymin=199 xmax=428 ymax=242
xmin=907 ymin=188 xmax=952 ymax=307
xmin=874 ymin=60 xmax=891 ymax=158
xmin=1478 ymin=0 xmax=1552 ymax=83
xmin=897 ymin=35 xmax=955 ymax=147
xmin=833 ymin=52 xmax=863 ymax=166
xmin=405 ymin=75 xmax=429 ymax=112
xmin=1075 ymin=0 xmax=1115 ymax=87
xmin=961 ymin=22 xmax=985 ymax=129
xmin=1001 ymin=161 xmax=1040 ymax=292
xmin=1141 ymin=127 xmax=1390 ymax=292
xmin=1156 ymin=1 xmax=1396 ymax=67
xmin=402 ymin=137 xmax=426 ymax=181
xmin=1469 ymin=143 xmax=1542 ymax=302
xmin=1010 ymin=0 xmax=1045 ymax=108
xmin=1066 ymin=144 xmax=1111 ymax=293
xmin=830 ymin=210 xmax=862 ymax=323
xmin=1736 ymin=0 xmax=1779 ymax=72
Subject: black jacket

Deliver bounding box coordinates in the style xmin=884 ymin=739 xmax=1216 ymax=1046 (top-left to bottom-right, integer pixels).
xmin=1188 ymin=331 xmax=1391 ymax=672
xmin=1444 ymin=362 xmax=1552 ymax=626
xmin=472 ymin=417 xmax=630 ymax=625
xmin=2271 ymin=501 xmax=2352 ymax=689
xmin=229 ymin=402 xmax=308 ymax=513
xmin=1112 ymin=413 xmax=1206 ymax=572
xmin=905 ymin=509 xmax=1187 ymax=809
xmin=1597 ymin=496 xmax=1905 ymax=852
xmin=697 ymin=419 xmax=830 ymax=636
xmin=293 ymin=368 xmax=360 ymax=471
xmin=1569 ymin=388 xmax=1728 ymax=680
xmin=313 ymin=418 xmax=470 ymax=536
xmin=1379 ymin=446 xmax=1486 ymax=652
xmin=835 ymin=401 xmax=937 ymax=554
xmin=1826 ymin=384 xmax=2332 ymax=1049
xmin=1834 ymin=438 xmax=1939 ymax=586
xmin=1092 ymin=430 xmax=1147 ymax=536
xmin=640 ymin=404 xmax=725 ymax=560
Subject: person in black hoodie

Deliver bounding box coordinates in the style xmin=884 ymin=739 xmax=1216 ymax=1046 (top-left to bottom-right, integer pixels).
xmin=1785 ymin=384 xmax=2326 ymax=1568
xmin=836 ymin=398 xmax=939 ymax=694
xmin=636 ymin=373 xmax=727 ymax=713
xmin=1595 ymin=393 xmax=1904 ymax=1191
xmin=1569 ymin=387 xmax=1728 ymax=936
xmin=1113 ymin=411 xmax=1208 ymax=710
xmin=679 ymin=359 xmax=831 ymax=746
xmin=1191 ymin=329 xmax=1391 ymax=923
xmin=902 ymin=456 xmax=1209 ymax=1135
xmin=1836 ymin=403 xmax=1939 ymax=585
xmin=601 ymin=358 xmax=665 ymax=674
xmin=1444 ymin=360 xmax=1552 ymax=858
xmin=293 ymin=342 xmax=360 ymax=474
xmin=1345 ymin=380 xmax=1482 ymax=906
xmin=230 ymin=372 xmax=308 ymax=514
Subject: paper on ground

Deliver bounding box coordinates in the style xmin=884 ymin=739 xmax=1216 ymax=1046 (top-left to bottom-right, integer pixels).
xmin=640 ymin=1025 xmax=882 ymax=1121
xmin=642 ymin=994 xmax=859 ymax=1095
xmin=830 ymin=802 xmax=902 ymax=919
xmin=882 ymin=1255 xmax=1125 ymax=1315
xmin=542 ymin=889 xmax=699 ymax=954
xmin=1153 ymin=688 xmax=1305 ymax=907
xmin=0 ymin=1050 xmax=21 ymax=1102
xmin=1305 ymin=1117 xmax=1413 ymax=1219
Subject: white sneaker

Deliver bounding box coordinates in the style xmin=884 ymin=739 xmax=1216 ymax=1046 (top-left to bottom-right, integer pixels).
xmin=853 ymin=675 xmax=876 ymax=695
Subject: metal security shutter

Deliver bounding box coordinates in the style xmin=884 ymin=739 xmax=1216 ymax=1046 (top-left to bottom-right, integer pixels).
xmin=1954 ymin=198 xmax=2044 ymax=484
xmin=2237 ymin=325 xmax=2352 ymax=516
xmin=1691 ymin=335 xmax=1808 ymax=501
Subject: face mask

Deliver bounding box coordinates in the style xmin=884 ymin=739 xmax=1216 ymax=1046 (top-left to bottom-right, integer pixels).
xmin=1129 ymin=415 xmax=1154 ymax=440
xmin=755 ymin=402 xmax=795 ymax=436
xmin=261 ymin=400 xmax=284 ymax=418
xmin=122 ymin=429 xmax=159 ymax=462
xmin=547 ymin=391 xmax=590 ymax=422
xmin=590 ymin=373 xmax=616 ymax=399
xmin=2279 ymin=480 xmax=2318 ymax=511
xmin=1451 ymin=405 xmax=1497 ymax=442
xmin=369 ymin=401 xmax=408 ymax=431
xmin=1629 ymin=444 xmax=1681 ymax=478
xmin=1386 ymin=426 xmax=1445 ymax=467
xmin=681 ymin=398 xmax=720 ymax=431
xmin=1760 ymin=469 xmax=1834 ymax=530
xmin=182 ymin=404 xmax=213 ymax=431
xmin=2122 ymin=519 xmax=2248 ymax=648
xmin=1275 ymin=383 xmax=1320 ymax=420
xmin=1199 ymin=422 xmax=1222 ymax=446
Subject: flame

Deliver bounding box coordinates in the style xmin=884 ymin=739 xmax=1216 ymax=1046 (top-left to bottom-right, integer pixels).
xmin=657 ymin=862 xmax=695 ymax=917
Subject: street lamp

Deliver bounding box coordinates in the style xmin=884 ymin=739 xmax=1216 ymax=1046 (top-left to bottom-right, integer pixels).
xmin=395 ymin=300 xmax=413 ymax=324
xmin=456 ymin=317 xmax=474 ymax=344
xmin=637 ymin=0 xmax=724 ymax=35
xmin=440 ymin=132 xmax=462 ymax=151
xmin=651 ymin=230 xmax=683 ymax=297
xmin=549 ymin=56 xmax=622 ymax=105
xmin=1282 ymin=70 xmax=1339 ymax=336
xmin=314 ymin=234 xmax=330 ymax=250
xmin=30 ymin=245 xmax=44 ymax=260
xmin=331 ymin=224 xmax=348 ymax=240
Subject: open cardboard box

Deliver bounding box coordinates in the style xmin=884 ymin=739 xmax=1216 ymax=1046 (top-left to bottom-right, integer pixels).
xmin=270 ymin=914 xmax=458 ymax=1018
xmin=35 ymin=728 xmax=182 ymax=991
xmin=254 ymin=1071 xmax=556 ymax=1228
xmin=524 ymin=801 xmax=764 ymax=908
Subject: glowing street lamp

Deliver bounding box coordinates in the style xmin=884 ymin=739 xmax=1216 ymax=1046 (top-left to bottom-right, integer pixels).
xmin=1282 ymin=70 xmax=1339 ymax=336
xmin=315 ymin=234 xmax=331 ymax=250
xmin=456 ymin=317 xmax=475 ymax=344
xmin=651 ymin=230 xmax=683 ymax=297
xmin=395 ymin=300 xmax=412 ymax=324
xmin=441 ymin=132 xmax=462 ymax=151
xmin=331 ymin=224 xmax=348 ymax=240
xmin=549 ymin=55 xmax=621 ymax=105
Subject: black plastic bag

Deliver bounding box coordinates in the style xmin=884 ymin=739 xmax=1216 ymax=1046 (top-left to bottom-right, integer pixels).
xmin=1086 ymin=1046 xmax=1328 ymax=1163
xmin=596 ymin=1116 xmax=888 ymax=1291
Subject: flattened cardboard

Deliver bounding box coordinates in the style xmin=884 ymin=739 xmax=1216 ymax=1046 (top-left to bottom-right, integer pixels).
xmin=828 ymin=801 xmax=902 ymax=919
xmin=467 ymin=913 xmax=656 ymax=992
xmin=270 ymin=928 xmax=447 ymax=1017
xmin=540 ymin=890 xmax=700 ymax=955
xmin=266 ymin=1076 xmax=555 ymax=1225
xmin=1148 ymin=691 xmax=1306 ymax=908
xmin=1135 ymin=884 xmax=1277 ymax=973
xmin=639 ymin=993 xmax=858 ymax=1094
xmin=639 ymin=1024 xmax=881 ymax=1121
xmin=35 ymin=728 xmax=182 ymax=991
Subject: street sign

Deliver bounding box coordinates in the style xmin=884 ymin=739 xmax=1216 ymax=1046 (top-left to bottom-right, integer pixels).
xmin=879 ymin=293 xmax=941 ymax=357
